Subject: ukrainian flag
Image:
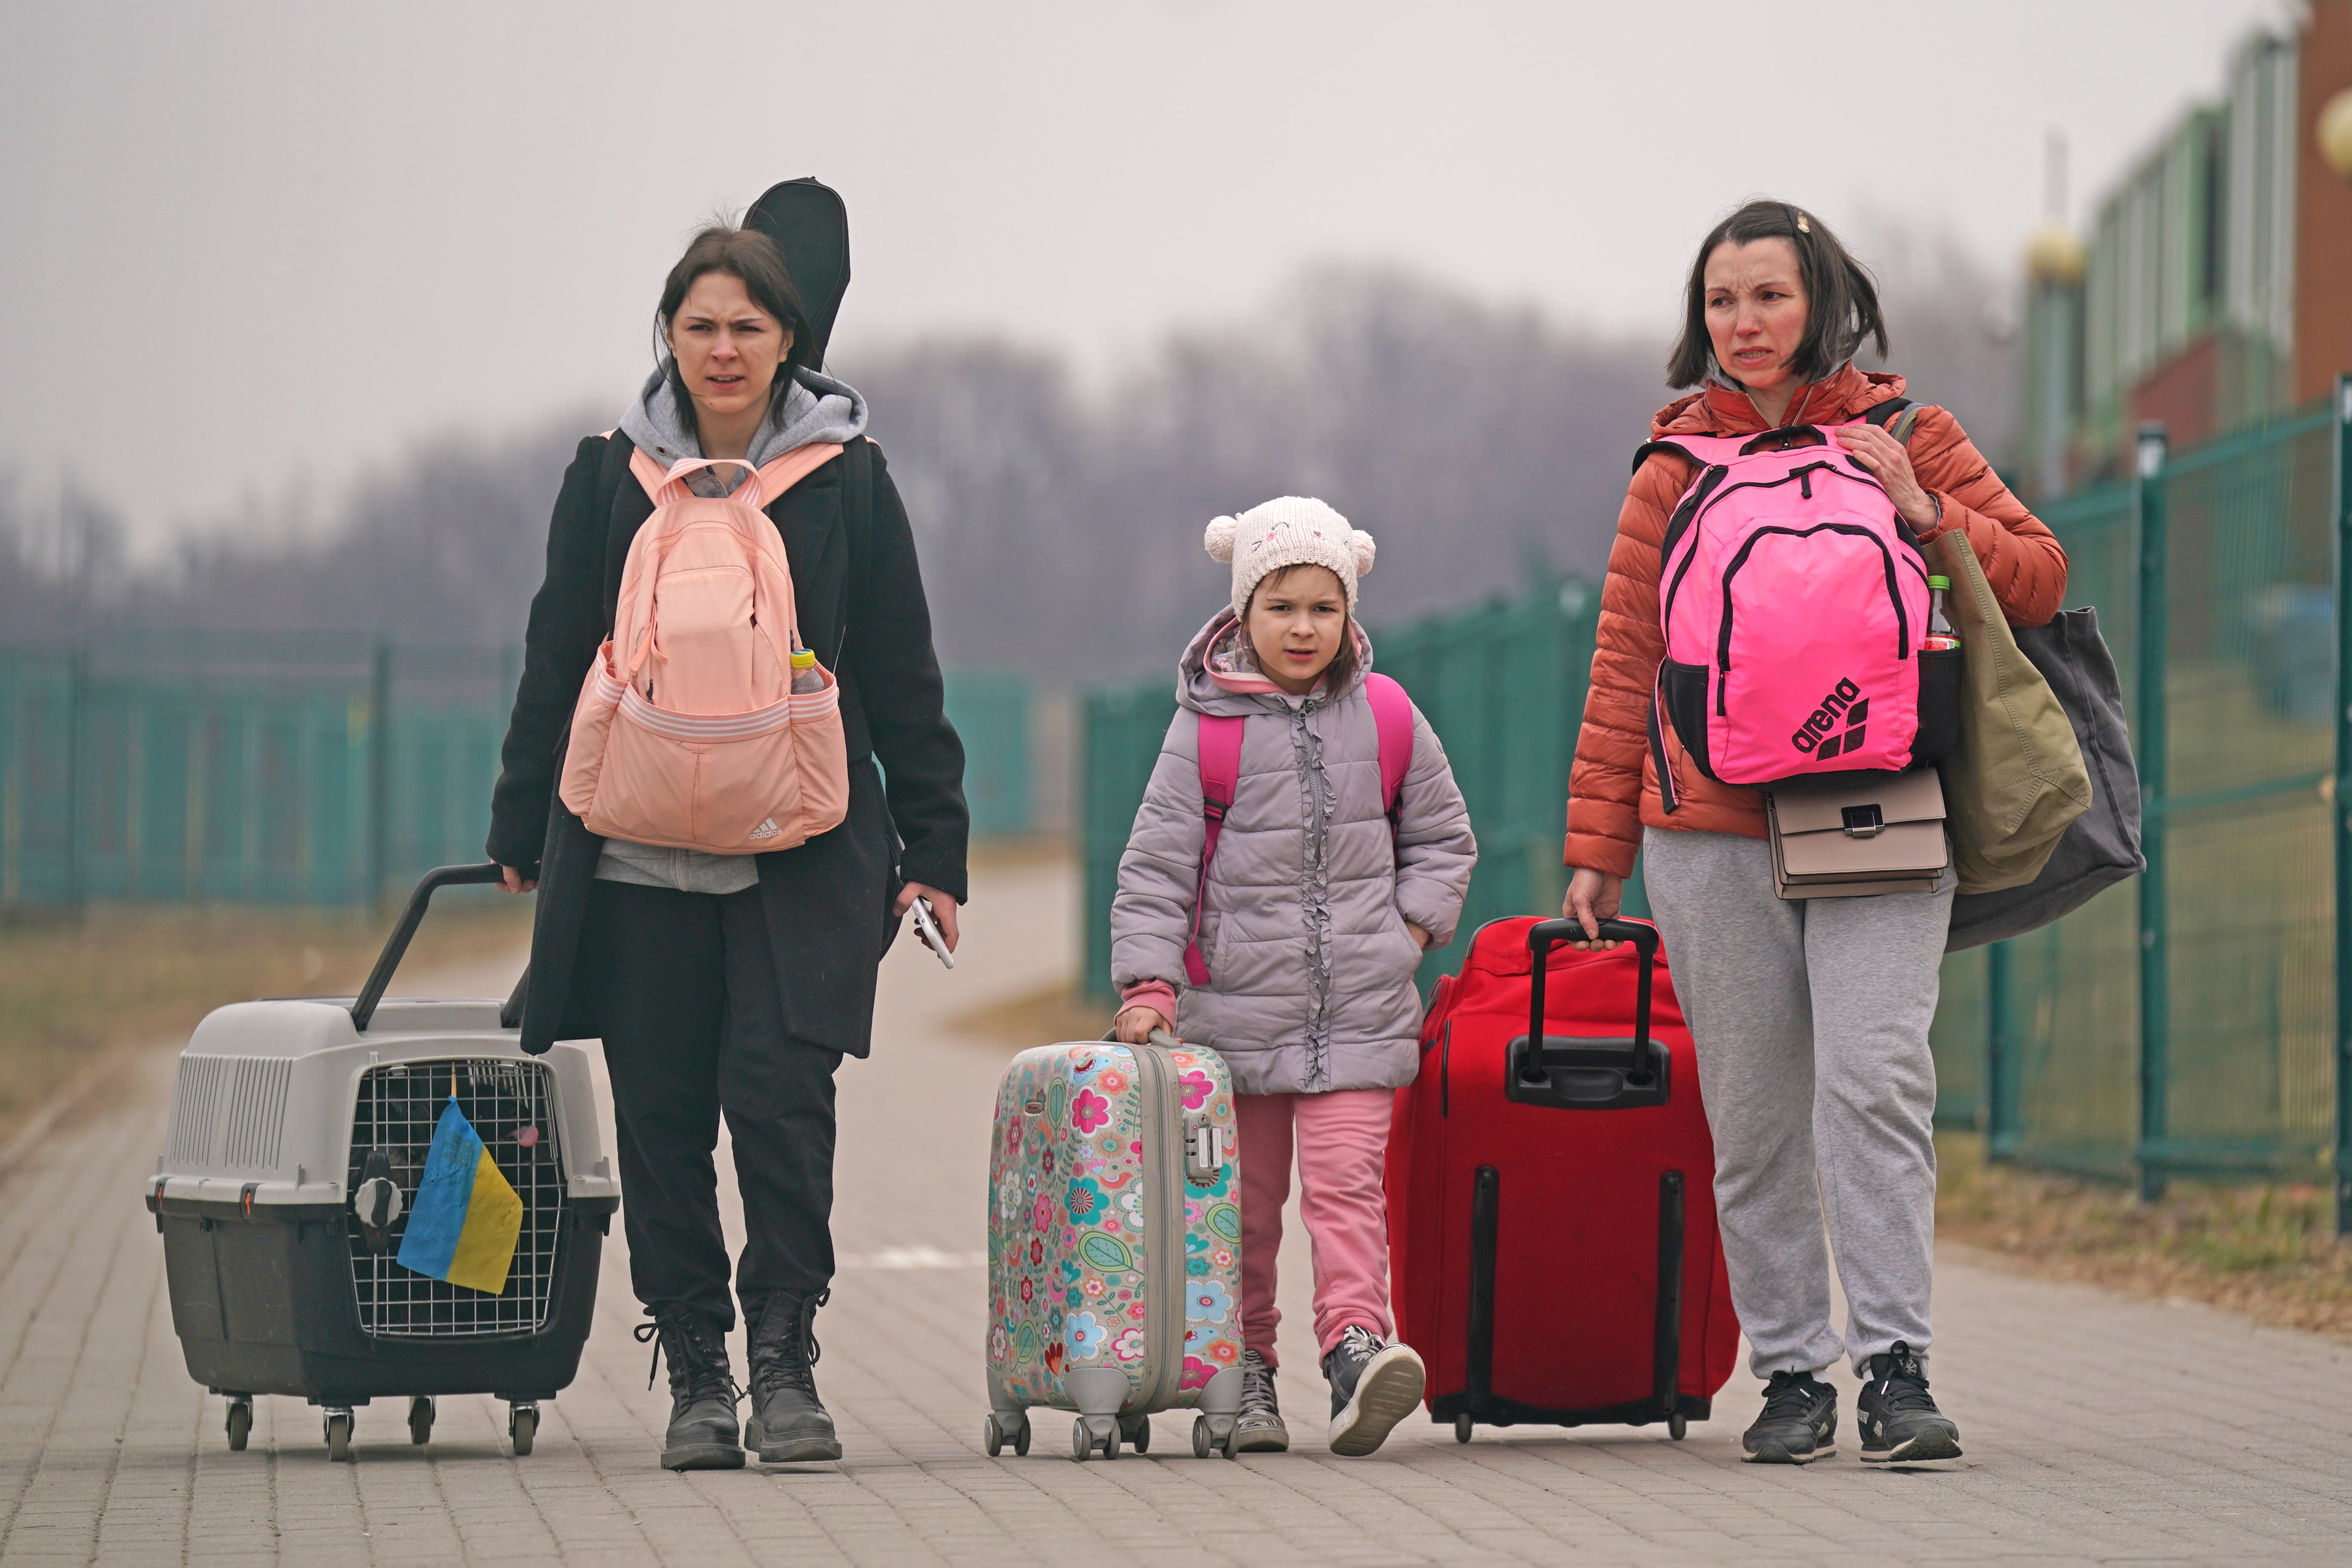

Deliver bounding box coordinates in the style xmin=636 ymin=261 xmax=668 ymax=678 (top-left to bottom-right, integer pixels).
xmin=396 ymin=1096 xmax=524 ymax=1294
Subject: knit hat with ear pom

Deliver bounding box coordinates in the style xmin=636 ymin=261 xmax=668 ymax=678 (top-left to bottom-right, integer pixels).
xmin=1203 ymin=496 xmax=1377 ymax=618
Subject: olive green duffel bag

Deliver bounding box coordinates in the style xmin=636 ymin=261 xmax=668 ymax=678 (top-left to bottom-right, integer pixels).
xmin=1931 ymin=526 xmax=2092 ymax=895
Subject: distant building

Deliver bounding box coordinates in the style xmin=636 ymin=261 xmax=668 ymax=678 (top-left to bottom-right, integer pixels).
xmin=2019 ymin=2 xmax=2352 ymax=496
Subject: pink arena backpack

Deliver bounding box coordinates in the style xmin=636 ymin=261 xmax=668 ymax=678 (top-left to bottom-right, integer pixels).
xmin=1180 ymin=673 xmax=1414 ymax=986
xmin=1639 ymin=400 xmax=1960 ymax=799
xmin=558 ymin=444 xmax=852 ymax=853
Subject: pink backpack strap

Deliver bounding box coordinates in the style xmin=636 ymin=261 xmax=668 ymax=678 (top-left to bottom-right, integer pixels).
xmin=1181 ymin=713 xmax=1247 ymax=987
xmin=1364 ymin=673 xmax=1413 ymax=835
xmin=626 ymin=442 xmax=845 ymax=506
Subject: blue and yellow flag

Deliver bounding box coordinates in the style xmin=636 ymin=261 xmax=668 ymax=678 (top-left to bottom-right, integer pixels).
xmin=397 ymin=1096 xmax=524 ymax=1294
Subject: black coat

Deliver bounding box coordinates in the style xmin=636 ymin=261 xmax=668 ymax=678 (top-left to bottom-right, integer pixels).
xmin=486 ymin=431 xmax=969 ymax=1058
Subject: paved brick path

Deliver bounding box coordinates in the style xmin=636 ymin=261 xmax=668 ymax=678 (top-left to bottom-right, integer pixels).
xmin=3 ymin=856 xmax=2350 ymax=1567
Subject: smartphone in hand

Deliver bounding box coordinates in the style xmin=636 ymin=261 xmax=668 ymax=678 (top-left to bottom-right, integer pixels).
xmin=910 ymin=895 xmax=955 ymax=970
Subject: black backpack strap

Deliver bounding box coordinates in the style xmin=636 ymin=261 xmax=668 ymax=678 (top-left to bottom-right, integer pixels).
xmin=1631 ymin=436 xmax=1714 ymax=475
xmin=1861 ymin=397 xmax=1921 ymax=443
xmin=833 ymin=437 xmax=875 ymax=671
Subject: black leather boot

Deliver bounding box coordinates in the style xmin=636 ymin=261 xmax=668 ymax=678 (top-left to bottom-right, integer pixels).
xmin=745 ymin=1289 xmax=842 ymax=1462
xmin=634 ymin=1309 xmax=744 ymax=1470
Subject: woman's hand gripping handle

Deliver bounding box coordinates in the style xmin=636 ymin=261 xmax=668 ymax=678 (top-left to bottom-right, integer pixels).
xmin=1562 ymin=868 xmax=1625 ymax=950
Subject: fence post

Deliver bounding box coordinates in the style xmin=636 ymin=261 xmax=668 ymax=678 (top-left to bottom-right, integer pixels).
xmin=2134 ymin=424 xmax=2170 ymax=1204
xmin=63 ymin=646 xmax=86 ymax=908
xmin=2333 ymin=372 xmax=2352 ymax=1238
xmin=368 ymin=639 xmax=392 ymax=908
xmin=1985 ymin=939 xmax=2017 ymax=1160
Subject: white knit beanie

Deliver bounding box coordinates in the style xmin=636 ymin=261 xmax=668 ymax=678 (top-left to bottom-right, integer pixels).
xmin=1203 ymin=496 xmax=1377 ymax=618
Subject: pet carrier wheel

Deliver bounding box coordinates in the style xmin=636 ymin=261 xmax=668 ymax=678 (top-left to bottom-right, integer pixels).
xmin=225 ymin=1396 xmax=252 ymax=1452
xmin=408 ymin=1396 xmax=434 ymax=1446
xmin=323 ymin=1409 xmax=353 ymax=1462
xmin=509 ymin=1401 xmax=538 ymax=1457
xmin=1119 ymin=1414 xmax=1150 ymax=1453
xmin=1454 ymin=1413 xmax=1473 ymax=1443
xmin=1669 ymin=1413 xmax=1687 ymax=1441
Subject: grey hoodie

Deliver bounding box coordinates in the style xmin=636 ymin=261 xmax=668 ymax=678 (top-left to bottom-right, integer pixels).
xmin=1109 ymin=612 xmax=1477 ymax=1095
xmin=595 ymin=363 xmax=872 ymax=894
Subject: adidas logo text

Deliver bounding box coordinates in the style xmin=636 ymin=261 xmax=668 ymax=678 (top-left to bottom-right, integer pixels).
xmin=1790 ymin=678 xmax=1871 ymax=759
xmin=747 ymin=818 xmax=782 ymax=841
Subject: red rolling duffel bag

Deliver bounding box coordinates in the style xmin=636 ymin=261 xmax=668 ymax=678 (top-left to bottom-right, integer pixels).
xmin=1386 ymin=915 xmax=1739 ymax=1442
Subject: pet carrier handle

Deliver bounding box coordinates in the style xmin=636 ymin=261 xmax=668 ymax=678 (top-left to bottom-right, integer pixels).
xmin=1524 ymin=917 xmax=1658 ymax=1062
xmin=351 ymin=862 xmax=507 ymax=1032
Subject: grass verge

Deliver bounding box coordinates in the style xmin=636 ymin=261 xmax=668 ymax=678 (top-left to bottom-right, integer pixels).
xmin=0 ymin=897 xmax=534 ymax=1149
xmin=1936 ymin=1132 xmax=2352 ymax=1341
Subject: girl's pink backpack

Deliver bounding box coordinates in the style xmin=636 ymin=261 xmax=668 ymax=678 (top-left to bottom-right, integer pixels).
xmin=1643 ymin=405 xmax=1960 ymax=792
xmin=558 ymin=446 xmax=851 ymax=853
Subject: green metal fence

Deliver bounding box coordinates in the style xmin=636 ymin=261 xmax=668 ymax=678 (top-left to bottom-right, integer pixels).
xmin=1082 ymin=385 xmax=2352 ymax=1217
xmin=0 ymin=635 xmax=1033 ymax=907
xmin=1925 ymin=392 xmax=2345 ymax=1194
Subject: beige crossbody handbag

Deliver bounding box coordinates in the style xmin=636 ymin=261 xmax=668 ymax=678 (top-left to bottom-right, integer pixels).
xmin=1766 ymin=769 xmax=1949 ymax=900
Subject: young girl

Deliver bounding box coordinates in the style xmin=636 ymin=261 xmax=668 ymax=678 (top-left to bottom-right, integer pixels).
xmin=1110 ymin=497 xmax=1475 ymax=1456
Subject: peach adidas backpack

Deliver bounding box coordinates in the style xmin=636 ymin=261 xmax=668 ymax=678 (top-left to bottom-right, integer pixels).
xmin=558 ymin=444 xmax=851 ymax=853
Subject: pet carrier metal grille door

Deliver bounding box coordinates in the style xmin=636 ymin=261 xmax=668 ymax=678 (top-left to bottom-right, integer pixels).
xmin=346 ymin=1058 xmax=567 ymax=1338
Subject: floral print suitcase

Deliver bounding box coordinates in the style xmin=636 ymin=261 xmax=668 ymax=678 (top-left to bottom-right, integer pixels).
xmin=983 ymin=1032 xmax=1245 ymax=1460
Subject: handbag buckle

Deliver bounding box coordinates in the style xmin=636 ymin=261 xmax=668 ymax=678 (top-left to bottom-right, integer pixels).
xmin=1841 ymin=804 xmax=1885 ymax=839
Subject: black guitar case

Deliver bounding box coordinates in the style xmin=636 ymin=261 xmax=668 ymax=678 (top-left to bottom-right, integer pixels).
xmin=745 ymin=177 xmax=851 ymax=370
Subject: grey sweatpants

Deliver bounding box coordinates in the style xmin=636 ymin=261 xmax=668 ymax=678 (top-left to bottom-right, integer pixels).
xmin=1641 ymin=826 xmax=1951 ymax=1378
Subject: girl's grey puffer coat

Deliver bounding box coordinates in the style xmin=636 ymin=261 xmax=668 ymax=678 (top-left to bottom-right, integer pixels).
xmin=1111 ymin=612 xmax=1477 ymax=1096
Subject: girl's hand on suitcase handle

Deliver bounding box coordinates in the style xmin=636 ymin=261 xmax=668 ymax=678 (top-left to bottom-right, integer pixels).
xmin=1113 ymin=1006 xmax=1169 ymax=1045
xmin=1563 ymin=869 xmax=1624 ymax=949
xmin=498 ymin=865 xmax=537 ymax=894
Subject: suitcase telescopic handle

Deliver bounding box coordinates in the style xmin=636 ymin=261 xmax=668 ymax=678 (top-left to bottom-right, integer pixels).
xmin=351 ymin=862 xmax=509 ymax=1032
xmin=1524 ymin=917 xmax=1658 ymax=1060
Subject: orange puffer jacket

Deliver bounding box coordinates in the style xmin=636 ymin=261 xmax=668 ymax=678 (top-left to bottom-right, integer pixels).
xmin=1564 ymin=365 xmax=2068 ymax=879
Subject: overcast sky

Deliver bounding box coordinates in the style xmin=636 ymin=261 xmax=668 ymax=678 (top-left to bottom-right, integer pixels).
xmin=0 ymin=0 xmax=2296 ymax=552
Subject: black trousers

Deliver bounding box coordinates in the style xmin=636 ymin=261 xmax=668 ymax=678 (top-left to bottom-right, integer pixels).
xmin=578 ymin=878 xmax=842 ymax=1331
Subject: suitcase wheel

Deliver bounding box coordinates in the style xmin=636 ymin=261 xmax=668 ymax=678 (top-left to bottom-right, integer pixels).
xmin=1669 ymin=1413 xmax=1687 ymax=1441
xmin=323 ymin=1409 xmax=353 ymax=1462
xmin=1071 ymin=1414 xmax=1118 ymax=1461
xmin=983 ymin=1411 xmax=1030 ymax=1458
xmin=1193 ymin=1413 xmax=1239 ymax=1460
xmin=1118 ymin=1415 xmax=1151 ymax=1454
xmin=224 ymin=1396 xmax=252 ymax=1452
xmin=408 ymin=1396 xmax=434 ymax=1447
xmin=509 ymin=1401 xmax=538 ymax=1457
xmin=1454 ymin=1413 xmax=1473 ymax=1444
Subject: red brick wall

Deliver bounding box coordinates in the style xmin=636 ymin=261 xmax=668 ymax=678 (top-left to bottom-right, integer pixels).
xmin=2296 ymin=0 xmax=2352 ymax=404
xmin=2130 ymin=333 xmax=2222 ymax=450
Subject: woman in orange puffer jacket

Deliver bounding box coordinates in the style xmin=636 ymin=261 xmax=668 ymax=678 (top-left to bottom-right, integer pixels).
xmin=1562 ymin=200 xmax=2065 ymax=1469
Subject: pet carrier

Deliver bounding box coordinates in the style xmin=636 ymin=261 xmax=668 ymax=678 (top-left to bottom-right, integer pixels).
xmin=147 ymin=863 xmax=618 ymax=1460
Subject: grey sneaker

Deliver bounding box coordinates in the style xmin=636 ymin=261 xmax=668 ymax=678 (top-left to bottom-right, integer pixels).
xmin=1321 ymin=1325 xmax=1425 ymax=1457
xmin=1743 ymin=1369 xmax=1837 ymax=1464
xmin=1856 ymin=1343 xmax=1961 ymax=1464
xmin=1233 ymin=1349 xmax=1289 ymax=1453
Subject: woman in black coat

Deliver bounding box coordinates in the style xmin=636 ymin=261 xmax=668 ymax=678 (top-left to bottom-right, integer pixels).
xmin=486 ymin=220 xmax=967 ymax=1471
